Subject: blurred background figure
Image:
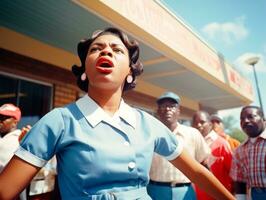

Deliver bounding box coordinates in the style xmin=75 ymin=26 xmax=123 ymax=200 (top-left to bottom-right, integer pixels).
xmin=27 ymin=157 xmax=57 ymax=200
xmin=230 ymin=106 xmax=266 ymax=200
xmin=148 ymin=92 xmax=210 ymax=200
xmin=0 ymin=103 xmax=21 ymax=172
xmin=0 ymin=103 xmax=26 ymax=200
xmin=210 ymin=114 xmax=240 ymax=151
xmin=192 ymin=110 xmax=233 ymax=200
xmin=0 ymin=103 xmax=57 ymax=200
xmin=19 ymin=127 xmax=58 ymax=200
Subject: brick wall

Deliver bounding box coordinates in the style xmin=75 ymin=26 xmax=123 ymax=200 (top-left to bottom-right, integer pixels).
xmin=54 ymin=84 xmax=78 ymax=107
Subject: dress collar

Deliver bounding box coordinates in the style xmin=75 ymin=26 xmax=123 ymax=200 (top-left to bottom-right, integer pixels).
xmin=76 ymin=94 xmax=136 ymax=129
xmin=260 ymin=129 xmax=266 ymax=139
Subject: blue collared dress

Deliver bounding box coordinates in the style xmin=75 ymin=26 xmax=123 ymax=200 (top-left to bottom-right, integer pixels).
xmin=15 ymin=95 xmax=182 ymax=200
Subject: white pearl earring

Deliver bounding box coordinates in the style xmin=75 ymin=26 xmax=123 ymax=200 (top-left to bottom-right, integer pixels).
xmin=126 ymin=75 xmax=133 ymax=83
xmin=81 ymin=73 xmax=86 ymax=81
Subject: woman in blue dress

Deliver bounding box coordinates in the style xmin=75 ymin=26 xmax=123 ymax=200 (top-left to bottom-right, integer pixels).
xmin=0 ymin=27 xmax=234 ymax=200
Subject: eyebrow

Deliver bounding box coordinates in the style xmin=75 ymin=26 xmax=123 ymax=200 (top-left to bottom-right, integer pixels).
xmin=91 ymin=42 xmax=126 ymax=49
xmin=90 ymin=42 xmax=104 ymax=48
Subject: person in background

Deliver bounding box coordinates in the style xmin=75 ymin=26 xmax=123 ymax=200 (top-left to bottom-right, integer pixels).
xmin=148 ymin=91 xmax=210 ymax=200
xmin=0 ymin=103 xmax=26 ymax=200
xmin=0 ymin=103 xmax=21 ymax=172
xmin=19 ymin=127 xmax=58 ymax=200
xmin=0 ymin=27 xmax=235 ymax=200
xmin=192 ymin=110 xmax=233 ymax=200
xmin=28 ymin=157 xmax=57 ymax=200
xmin=230 ymin=106 xmax=266 ymax=200
xmin=210 ymin=114 xmax=240 ymax=151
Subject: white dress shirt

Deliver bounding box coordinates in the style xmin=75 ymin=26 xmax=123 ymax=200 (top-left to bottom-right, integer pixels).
xmin=0 ymin=129 xmax=20 ymax=172
xmin=149 ymin=123 xmax=210 ymax=183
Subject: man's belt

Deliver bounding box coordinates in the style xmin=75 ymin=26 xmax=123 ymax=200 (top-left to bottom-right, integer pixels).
xmin=149 ymin=180 xmax=191 ymax=187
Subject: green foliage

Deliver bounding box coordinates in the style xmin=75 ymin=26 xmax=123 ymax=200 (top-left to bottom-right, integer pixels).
xmin=222 ymin=115 xmax=247 ymax=143
xmin=230 ymin=128 xmax=247 ymax=143
xmin=223 ymin=115 xmax=237 ymax=133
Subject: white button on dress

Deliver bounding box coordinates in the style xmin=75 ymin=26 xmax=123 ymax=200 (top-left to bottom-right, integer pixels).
xmin=128 ymin=162 xmax=136 ymax=170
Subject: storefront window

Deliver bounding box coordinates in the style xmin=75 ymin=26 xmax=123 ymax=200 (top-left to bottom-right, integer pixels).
xmin=0 ymin=73 xmax=53 ymax=128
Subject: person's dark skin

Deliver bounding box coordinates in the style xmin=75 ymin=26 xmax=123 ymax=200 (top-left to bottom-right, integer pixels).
xmin=192 ymin=111 xmax=212 ymax=137
xmin=157 ymin=98 xmax=180 ymax=131
xmin=211 ymin=119 xmax=226 ymax=138
xmin=192 ymin=111 xmax=214 ymax=169
xmin=0 ymin=115 xmax=18 ymax=137
xmin=234 ymin=106 xmax=265 ymax=195
xmin=240 ymin=107 xmax=265 ymax=138
xmin=158 ymin=103 xmax=210 ymax=169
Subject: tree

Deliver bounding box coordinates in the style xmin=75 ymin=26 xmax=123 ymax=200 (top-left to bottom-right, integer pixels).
xmin=222 ymin=115 xmax=237 ymax=133
xmin=230 ymin=128 xmax=247 ymax=143
xmin=222 ymin=115 xmax=247 ymax=143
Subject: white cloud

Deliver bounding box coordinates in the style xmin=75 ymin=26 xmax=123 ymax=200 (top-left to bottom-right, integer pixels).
xmin=233 ymin=53 xmax=266 ymax=74
xmin=201 ymin=16 xmax=248 ymax=45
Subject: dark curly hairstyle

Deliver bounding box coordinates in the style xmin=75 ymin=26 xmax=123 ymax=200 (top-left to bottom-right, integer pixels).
xmin=72 ymin=27 xmax=143 ymax=92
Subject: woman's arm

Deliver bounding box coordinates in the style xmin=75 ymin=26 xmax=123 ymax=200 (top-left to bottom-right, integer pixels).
xmin=0 ymin=155 xmax=40 ymax=200
xmin=170 ymin=149 xmax=235 ymax=200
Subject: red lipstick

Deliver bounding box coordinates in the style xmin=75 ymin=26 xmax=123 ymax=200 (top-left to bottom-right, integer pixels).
xmin=96 ymin=57 xmax=114 ymax=74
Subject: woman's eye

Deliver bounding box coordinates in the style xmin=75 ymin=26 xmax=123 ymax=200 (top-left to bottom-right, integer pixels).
xmin=113 ymin=48 xmax=124 ymax=53
xmin=89 ymin=47 xmax=100 ymax=52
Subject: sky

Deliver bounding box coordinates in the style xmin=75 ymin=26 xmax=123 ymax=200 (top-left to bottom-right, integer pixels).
xmin=160 ymin=0 xmax=266 ymax=128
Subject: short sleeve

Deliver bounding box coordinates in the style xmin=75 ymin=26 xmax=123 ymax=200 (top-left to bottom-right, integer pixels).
xmin=15 ymin=108 xmax=65 ymax=167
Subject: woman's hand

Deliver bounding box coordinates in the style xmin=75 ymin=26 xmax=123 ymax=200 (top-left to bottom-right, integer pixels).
xmin=19 ymin=125 xmax=32 ymax=141
xmin=170 ymin=149 xmax=235 ymax=200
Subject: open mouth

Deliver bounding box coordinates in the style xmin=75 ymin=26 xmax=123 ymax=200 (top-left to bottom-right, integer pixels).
xmin=96 ymin=58 xmax=114 ymax=73
xmin=243 ymin=124 xmax=254 ymax=130
xmin=243 ymin=122 xmax=253 ymax=128
xmin=96 ymin=58 xmax=113 ymax=68
xmin=99 ymin=62 xmax=112 ymax=68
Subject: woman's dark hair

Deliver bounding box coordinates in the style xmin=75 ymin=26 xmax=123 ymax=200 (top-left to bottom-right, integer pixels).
xmin=72 ymin=27 xmax=143 ymax=92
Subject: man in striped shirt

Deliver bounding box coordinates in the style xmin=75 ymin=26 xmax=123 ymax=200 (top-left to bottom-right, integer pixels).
xmin=230 ymin=105 xmax=266 ymax=200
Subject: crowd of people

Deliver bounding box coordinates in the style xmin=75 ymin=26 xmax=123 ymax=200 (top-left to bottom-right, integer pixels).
xmin=0 ymin=27 xmax=265 ymax=200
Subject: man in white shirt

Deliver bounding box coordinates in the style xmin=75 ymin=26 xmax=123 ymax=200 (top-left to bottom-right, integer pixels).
xmin=148 ymin=92 xmax=210 ymax=200
xmin=0 ymin=103 xmax=21 ymax=173
xmin=0 ymin=103 xmax=27 ymax=200
xmin=0 ymin=104 xmax=58 ymax=200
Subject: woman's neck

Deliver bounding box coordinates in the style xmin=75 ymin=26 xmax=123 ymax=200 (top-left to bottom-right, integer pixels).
xmin=88 ymin=87 xmax=122 ymax=116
